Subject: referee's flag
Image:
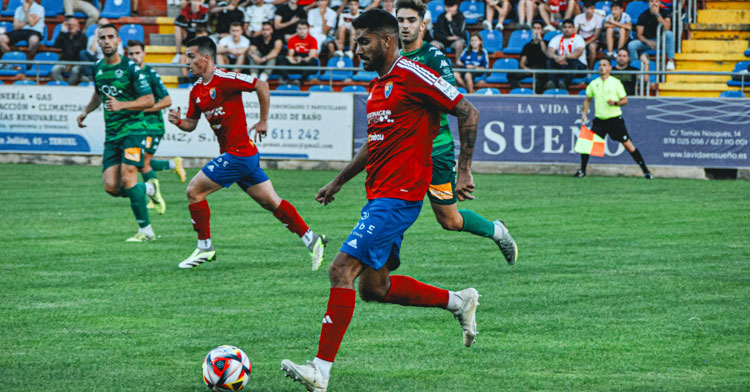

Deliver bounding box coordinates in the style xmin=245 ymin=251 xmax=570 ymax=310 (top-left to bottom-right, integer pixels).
xmin=574 ymin=124 xmax=605 ymax=157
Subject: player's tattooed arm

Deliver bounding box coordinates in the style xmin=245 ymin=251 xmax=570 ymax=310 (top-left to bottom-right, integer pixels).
xmin=449 ymin=97 xmax=479 ymax=201
xmin=76 ymin=90 xmax=102 ymax=128
xmin=316 ymin=140 xmax=368 ymax=206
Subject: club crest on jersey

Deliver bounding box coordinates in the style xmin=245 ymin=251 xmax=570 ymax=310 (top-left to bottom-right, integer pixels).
xmin=115 ymin=69 xmax=123 ymax=78
xmin=384 ymin=82 xmax=393 ymax=99
xmin=209 ymin=88 xmax=216 ymax=99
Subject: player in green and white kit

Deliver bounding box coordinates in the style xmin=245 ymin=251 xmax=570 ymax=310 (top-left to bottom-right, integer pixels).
xmin=77 ymin=24 xmax=163 ymax=242
xmin=396 ymin=0 xmax=517 ymax=264
xmin=126 ymin=39 xmax=187 ymax=213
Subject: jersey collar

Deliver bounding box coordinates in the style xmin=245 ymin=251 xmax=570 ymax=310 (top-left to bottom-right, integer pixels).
xmin=377 ymin=56 xmax=403 ymax=81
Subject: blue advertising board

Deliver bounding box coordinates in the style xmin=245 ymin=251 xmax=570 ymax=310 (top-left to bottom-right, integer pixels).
xmin=354 ymin=95 xmax=750 ymax=168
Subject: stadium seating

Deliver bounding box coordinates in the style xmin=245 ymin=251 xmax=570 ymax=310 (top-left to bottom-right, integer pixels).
xmin=86 ymin=24 xmax=98 ymax=38
xmin=0 ymin=51 xmax=27 ymax=76
xmin=727 ymin=61 xmax=750 ymax=87
xmin=459 ymin=0 xmax=485 ymax=25
xmin=456 ymin=86 xmax=467 ymax=94
xmin=427 ymin=0 xmax=445 ymax=20
xmin=13 ymin=79 xmax=36 ymax=85
xmin=509 ymin=87 xmax=533 ymax=95
xmin=119 ymin=24 xmax=144 ymax=44
xmin=46 ymin=80 xmax=69 ymax=86
xmin=587 ymin=60 xmax=600 ymax=82
xmin=177 ymin=83 xmax=192 ymax=88
xmin=15 ymin=25 xmax=47 ymax=47
xmin=630 ymin=59 xmax=657 ymax=83
xmin=317 ymin=56 xmax=353 ymax=81
xmin=578 ymin=89 xmax=588 ymax=95
xmin=595 ymin=1 xmax=611 ymax=16
xmin=25 ymin=52 xmax=58 ymax=77
xmin=479 ymin=30 xmax=503 ymax=54
xmin=1 ymin=0 xmax=22 ymax=17
xmin=625 ymin=1 xmax=649 ymax=25
xmin=287 ymin=57 xmax=320 ymax=80
xmin=276 ymin=84 xmax=301 ymax=91
xmin=544 ymin=88 xmax=569 ymax=95
xmin=352 ymin=66 xmax=377 ymax=82
xmin=503 ymin=30 xmax=532 ymax=55
xmin=0 ymin=80 xmax=3 ymax=84
xmin=544 ymin=31 xmax=561 ymax=42
xmin=308 ymin=84 xmax=332 ymax=92
xmin=46 ymin=23 xmax=63 ymax=46
xmin=745 ymin=41 xmax=750 ymax=56
xmin=41 ymin=0 xmax=64 ymax=16
xmin=78 ymin=81 xmax=95 ymax=86
xmin=101 ymin=0 xmax=131 ymax=18
xmin=476 ymin=87 xmax=501 ymax=95
xmin=486 ymin=58 xmax=518 ymax=84
xmin=0 ymin=21 xmax=12 ymax=36
xmin=341 ymin=85 xmax=366 ymax=92
xmin=719 ymin=90 xmax=745 ymax=98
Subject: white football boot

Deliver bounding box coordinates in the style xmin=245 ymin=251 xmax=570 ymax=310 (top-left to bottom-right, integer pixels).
xmin=453 ymin=288 xmax=480 ymax=347
xmin=281 ymin=359 xmax=328 ymax=392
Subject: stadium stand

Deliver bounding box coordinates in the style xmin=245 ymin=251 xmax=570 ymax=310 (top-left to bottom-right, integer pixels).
xmin=308 ymin=84 xmax=332 ymax=92
xmin=13 ymin=79 xmax=35 ymax=85
xmin=41 ymin=0 xmax=64 ymax=17
xmin=100 ymin=0 xmax=130 ymax=18
xmin=503 ymin=29 xmax=532 ymax=55
xmin=119 ymin=24 xmax=144 ymax=44
xmin=543 ymin=30 xmax=560 ymax=42
xmin=719 ymin=90 xmax=745 ymax=98
xmin=177 ymin=83 xmax=192 ymax=88
xmin=476 ymin=87 xmax=501 ymax=95
xmin=45 ymin=23 xmax=63 ymax=46
xmin=317 ymin=56 xmax=353 ymax=81
xmin=456 ymin=86 xmax=467 ymax=94
xmin=624 ymin=1 xmax=649 ymax=27
xmin=459 ymin=0 xmax=484 ymax=25
xmin=479 ymin=29 xmax=503 ymax=54
xmin=85 ymin=24 xmax=98 ymax=37
xmin=578 ymin=89 xmax=588 ymax=95
xmin=427 ymin=0 xmax=446 ymax=20
xmin=595 ymin=1 xmax=611 ymax=16
xmin=341 ymin=85 xmax=366 ymax=92
xmin=46 ymin=80 xmax=68 ymax=85
xmin=78 ymin=81 xmax=94 ymax=86
xmin=745 ymin=41 xmax=750 ymax=56
xmin=1 ymin=0 xmax=23 ymax=17
xmin=0 ymin=51 xmax=27 ymax=76
xmin=509 ymin=87 xmax=534 ymax=95
xmin=25 ymin=52 xmax=58 ymax=77
xmin=486 ymin=58 xmax=518 ymax=84
xmin=727 ymin=61 xmax=750 ymax=87
xmin=544 ymin=88 xmax=569 ymax=95
xmin=276 ymin=83 xmax=301 ymax=91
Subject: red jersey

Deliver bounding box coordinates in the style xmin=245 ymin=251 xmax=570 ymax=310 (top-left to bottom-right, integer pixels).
xmin=287 ymin=34 xmax=318 ymax=57
xmin=365 ymin=57 xmax=462 ymax=201
xmin=187 ymin=69 xmax=259 ymax=157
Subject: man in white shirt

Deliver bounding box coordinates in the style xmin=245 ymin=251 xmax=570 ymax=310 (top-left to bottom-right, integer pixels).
xmin=573 ymin=1 xmax=602 ymax=70
xmin=217 ymin=22 xmax=251 ymax=72
xmin=0 ymin=0 xmax=45 ymax=61
xmin=244 ymin=0 xmax=275 ymax=38
xmin=545 ymin=18 xmax=586 ymax=89
xmin=603 ymin=0 xmax=631 ymax=59
xmin=307 ymin=0 xmax=337 ymax=51
xmin=334 ymin=0 xmax=360 ymax=58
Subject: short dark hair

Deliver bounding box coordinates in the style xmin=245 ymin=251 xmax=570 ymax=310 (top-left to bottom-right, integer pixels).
xmin=98 ymin=23 xmax=119 ymax=36
xmin=352 ymin=9 xmax=398 ymax=37
xmin=126 ymin=39 xmax=144 ymax=50
xmin=444 ymin=0 xmax=459 ymax=7
xmin=562 ymin=18 xmax=574 ymax=26
xmin=583 ymin=0 xmax=595 ymax=8
xmin=600 ymin=56 xmax=612 ymax=66
xmin=262 ymin=20 xmax=274 ymax=29
xmin=395 ymin=0 xmax=426 ymax=19
xmin=230 ymin=21 xmax=243 ymax=29
xmin=611 ymin=0 xmax=624 ymax=8
xmin=617 ymin=47 xmax=629 ymax=56
xmin=532 ymin=21 xmax=543 ymax=29
xmin=297 ymin=18 xmax=309 ymax=27
xmin=185 ymin=36 xmax=217 ymax=61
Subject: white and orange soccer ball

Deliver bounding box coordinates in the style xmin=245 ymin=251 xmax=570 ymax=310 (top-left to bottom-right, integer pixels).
xmin=202 ymin=345 xmax=252 ymax=391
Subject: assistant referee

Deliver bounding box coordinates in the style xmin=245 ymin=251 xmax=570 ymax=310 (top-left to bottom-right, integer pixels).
xmin=576 ymin=57 xmax=653 ymax=179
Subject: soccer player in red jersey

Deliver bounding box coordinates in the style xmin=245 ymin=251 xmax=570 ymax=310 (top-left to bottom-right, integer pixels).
xmin=281 ymin=10 xmax=482 ymax=391
xmin=167 ymin=36 xmax=327 ymax=270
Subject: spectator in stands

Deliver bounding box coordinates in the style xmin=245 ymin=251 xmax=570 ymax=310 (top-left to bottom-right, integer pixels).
xmin=175 ymin=0 xmax=210 ymax=62
xmin=509 ymin=21 xmax=548 ymax=92
xmin=573 ymin=1 xmax=602 ymax=69
xmin=539 ymin=0 xmax=580 ymax=32
xmin=212 ymin=0 xmax=247 ymax=39
xmin=483 ymin=0 xmax=509 ymax=31
xmin=276 ymin=20 xmax=319 ymax=85
xmin=611 ymin=47 xmax=638 ymax=96
xmin=275 ymin=0 xmax=307 ymax=42
xmin=353 ymin=0 xmax=381 ymax=12
xmin=454 ymin=33 xmax=488 ymax=94
xmin=334 ymin=0 xmax=360 ymax=58
xmin=217 ymin=22 xmax=250 ymax=72
xmin=51 ymin=18 xmax=88 ymax=85
xmin=307 ymin=0 xmax=337 ymax=51
xmin=516 ymin=0 xmax=537 ymax=30
xmin=381 ymin=0 xmax=395 ymax=16
xmin=248 ymin=21 xmax=283 ymax=81
xmin=432 ymin=0 xmax=465 ymax=55
xmin=0 ymin=0 xmax=44 ymax=62
xmin=628 ymin=0 xmax=674 ymax=70
xmin=64 ymin=0 xmax=99 ymax=29
xmin=244 ymin=0 xmax=275 ymax=38
xmin=545 ymin=18 xmax=586 ymax=89
xmin=603 ymin=0 xmax=631 ymax=59
xmin=79 ymin=18 xmax=124 ymax=79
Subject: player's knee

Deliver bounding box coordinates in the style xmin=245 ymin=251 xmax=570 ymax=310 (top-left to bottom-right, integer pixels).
xmin=104 ymin=184 xmax=120 ymax=196
xmin=436 ymin=214 xmax=463 ymax=231
xmin=358 ymin=283 xmax=387 ymax=303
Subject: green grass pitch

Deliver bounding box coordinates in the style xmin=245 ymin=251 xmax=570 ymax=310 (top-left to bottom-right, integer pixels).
xmin=1 ymin=163 xmax=749 ymax=391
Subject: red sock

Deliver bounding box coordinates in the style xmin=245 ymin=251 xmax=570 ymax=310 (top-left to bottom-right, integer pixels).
xmin=383 ymin=275 xmax=449 ymax=308
xmin=316 ymin=287 xmax=356 ymax=362
xmin=188 ymin=200 xmax=211 ymax=240
xmin=272 ymin=199 xmax=309 ymax=237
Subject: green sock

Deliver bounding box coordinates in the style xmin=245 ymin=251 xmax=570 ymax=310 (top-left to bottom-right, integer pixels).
xmin=458 ymin=209 xmax=495 ymax=238
xmin=125 ymin=183 xmax=151 ymax=228
xmin=150 ymin=159 xmax=171 ymax=171
xmin=116 ymin=187 xmax=129 ymax=198
xmin=141 ymin=170 xmax=157 ymax=182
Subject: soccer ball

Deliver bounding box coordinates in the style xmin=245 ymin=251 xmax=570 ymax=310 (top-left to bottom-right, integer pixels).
xmin=202 ymin=345 xmax=252 ymax=391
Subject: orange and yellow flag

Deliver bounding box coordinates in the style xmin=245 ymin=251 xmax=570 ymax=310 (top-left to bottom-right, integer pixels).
xmin=574 ymin=124 xmax=605 ymax=157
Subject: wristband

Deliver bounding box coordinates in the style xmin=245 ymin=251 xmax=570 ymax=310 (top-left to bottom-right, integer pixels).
xmin=177 ymin=119 xmax=182 ymax=126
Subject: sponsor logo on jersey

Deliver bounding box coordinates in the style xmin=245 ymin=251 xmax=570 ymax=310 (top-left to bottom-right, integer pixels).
xmin=346 ymin=239 xmax=358 ymax=249
xmin=204 ymin=106 xmax=226 ymax=120
xmin=366 ymin=110 xmax=394 ymax=125
xmin=434 ymin=77 xmax=460 ymax=100
xmin=384 ymin=81 xmax=393 ymax=98
xmin=124 ymin=147 xmax=141 ymax=162
xmin=429 ymin=182 xmax=454 ymax=200
xmin=368 ymin=133 xmax=384 ymax=142
xmin=209 ymin=88 xmax=216 ymax=99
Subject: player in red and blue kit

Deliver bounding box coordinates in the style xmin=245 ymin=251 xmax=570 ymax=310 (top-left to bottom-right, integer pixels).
xmin=167 ymin=36 xmax=327 ymax=270
xmin=281 ymin=10 xmax=483 ymax=392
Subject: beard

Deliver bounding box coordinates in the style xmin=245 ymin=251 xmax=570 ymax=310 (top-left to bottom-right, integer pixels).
xmin=361 ymin=44 xmax=385 ymax=72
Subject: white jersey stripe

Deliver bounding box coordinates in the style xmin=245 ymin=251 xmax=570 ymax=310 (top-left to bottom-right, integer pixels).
xmin=396 ymin=60 xmax=438 ymax=85
xmin=398 ymin=58 xmax=439 ymax=82
xmin=396 ymin=62 xmax=437 ymax=87
xmin=214 ymin=69 xmax=238 ymax=79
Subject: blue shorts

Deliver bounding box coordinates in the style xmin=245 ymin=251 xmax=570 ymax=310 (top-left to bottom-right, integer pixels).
xmin=340 ymin=198 xmax=423 ymax=271
xmin=201 ymin=152 xmax=270 ymax=190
